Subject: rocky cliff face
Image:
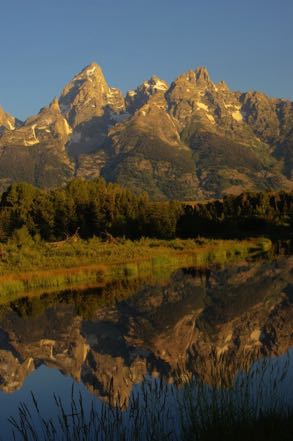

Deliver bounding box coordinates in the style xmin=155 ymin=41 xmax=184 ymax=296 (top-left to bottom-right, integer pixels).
xmin=0 ymin=256 xmax=292 ymax=401
xmin=0 ymin=98 xmax=74 ymax=188
xmin=0 ymin=63 xmax=292 ymax=198
xmin=125 ymin=75 xmax=169 ymax=113
xmin=0 ymin=106 xmax=22 ymax=135
xmin=59 ymin=62 xmax=126 ymax=157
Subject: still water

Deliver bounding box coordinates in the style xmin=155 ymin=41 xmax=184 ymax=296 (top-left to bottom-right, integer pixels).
xmin=0 ymin=249 xmax=292 ymax=439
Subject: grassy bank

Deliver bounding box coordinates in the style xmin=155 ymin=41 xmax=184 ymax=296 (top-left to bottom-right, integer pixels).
xmin=0 ymin=237 xmax=271 ymax=301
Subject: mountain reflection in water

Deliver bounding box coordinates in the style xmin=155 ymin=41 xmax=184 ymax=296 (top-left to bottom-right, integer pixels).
xmin=0 ymin=252 xmax=292 ymax=435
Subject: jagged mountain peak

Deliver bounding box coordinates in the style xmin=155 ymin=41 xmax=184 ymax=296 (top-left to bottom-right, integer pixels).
xmin=174 ymin=66 xmax=212 ymax=86
xmin=48 ymin=97 xmax=61 ymax=113
xmin=194 ymin=66 xmax=210 ymax=82
xmin=128 ymin=75 xmax=168 ymax=94
xmin=59 ymin=62 xmax=124 ymax=128
xmin=166 ymin=68 xmax=214 ymax=104
xmin=73 ymin=62 xmax=108 ymax=87
xmin=0 ymin=105 xmax=21 ymax=133
xmin=0 ymin=97 xmax=74 ymax=191
xmin=0 ymin=106 xmax=10 ymax=125
xmin=0 ymin=63 xmax=293 ymax=199
xmin=59 ymin=62 xmax=109 ymax=112
xmin=28 ymin=97 xmax=62 ymax=123
xmin=80 ymin=61 xmax=103 ymax=74
xmin=147 ymin=75 xmax=169 ymax=90
xmin=216 ymin=80 xmax=230 ymax=92
xmin=18 ymin=96 xmax=72 ymax=145
xmin=126 ymin=75 xmax=169 ymax=113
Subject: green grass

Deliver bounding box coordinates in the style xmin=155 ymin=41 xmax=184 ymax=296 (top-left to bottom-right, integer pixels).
xmin=0 ymin=236 xmax=272 ymax=301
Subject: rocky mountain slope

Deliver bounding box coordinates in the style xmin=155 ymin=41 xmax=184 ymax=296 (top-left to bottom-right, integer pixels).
xmin=0 ymin=63 xmax=292 ymax=199
xmin=0 ymin=106 xmax=22 ymax=134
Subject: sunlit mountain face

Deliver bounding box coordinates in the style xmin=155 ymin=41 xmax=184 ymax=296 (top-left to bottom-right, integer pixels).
xmin=0 ymin=63 xmax=292 ymax=199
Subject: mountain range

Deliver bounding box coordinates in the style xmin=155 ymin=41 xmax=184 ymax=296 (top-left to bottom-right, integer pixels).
xmin=0 ymin=63 xmax=293 ymax=199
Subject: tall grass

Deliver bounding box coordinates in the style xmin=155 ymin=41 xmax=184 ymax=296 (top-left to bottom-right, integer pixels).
xmin=7 ymin=352 xmax=293 ymax=441
xmin=0 ymin=237 xmax=271 ymax=301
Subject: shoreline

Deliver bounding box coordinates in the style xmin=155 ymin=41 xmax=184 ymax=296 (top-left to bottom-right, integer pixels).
xmin=0 ymin=237 xmax=272 ymax=302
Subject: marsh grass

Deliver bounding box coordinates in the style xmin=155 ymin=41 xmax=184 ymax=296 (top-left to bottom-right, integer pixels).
xmin=7 ymin=353 xmax=292 ymax=441
xmin=0 ymin=237 xmax=271 ymax=301
xmin=0 ymin=270 xmax=177 ymax=321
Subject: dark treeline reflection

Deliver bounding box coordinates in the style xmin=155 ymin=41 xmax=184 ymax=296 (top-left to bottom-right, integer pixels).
xmin=0 ymin=178 xmax=292 ymax=241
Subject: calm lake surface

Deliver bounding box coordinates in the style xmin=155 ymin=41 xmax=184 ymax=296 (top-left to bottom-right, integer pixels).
xmin=0 ymin=245 xmax=292 ymax=439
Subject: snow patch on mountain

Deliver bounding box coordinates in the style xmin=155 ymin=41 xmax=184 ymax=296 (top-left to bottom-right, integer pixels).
xmin=63 ymin=119 xmax=72 ymax=135
xmin=232 ymin=110 xmax=243 ymax=122
xmin=224 ymin=103 xmax=243 ymax=122
xmin=24 ymin=124 xmax=39 ymax=145
xmin=152 ymin=80 xmax=168 ymax=91
xmin=24 ymin=139 xmax=39 ymax=146
xmin=196 ymin=101 xmax=209 ymax=111
xmin=86 ymin=65 xmax=97 ymax=76
xmin=38 ymin=126 xmax=51 ymax=133
xmin=7 ymin=120 xmax=15 ymax=130
xmin=31 ymin=124 xmax=37 ymax=139
xmin=206 ymin=114 xmax=215 ymax=124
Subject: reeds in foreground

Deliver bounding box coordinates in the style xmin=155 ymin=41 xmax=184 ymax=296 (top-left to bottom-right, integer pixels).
xmin=7 ymin=353 xmax=293 ymax=441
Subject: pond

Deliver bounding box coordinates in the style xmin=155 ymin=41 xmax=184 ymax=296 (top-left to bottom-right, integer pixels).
xmin=0 ymin=248 xmax=292 ymax=440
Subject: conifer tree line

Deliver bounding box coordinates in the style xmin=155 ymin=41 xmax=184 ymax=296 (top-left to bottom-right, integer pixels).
xmin=179 ymin=191 xmax=293 ymax=237
xmin=0 ymin=179 xmax=292 ymax=242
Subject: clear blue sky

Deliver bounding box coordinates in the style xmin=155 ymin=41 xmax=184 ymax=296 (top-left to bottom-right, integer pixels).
xmin=1 ymin=0 xmax=292 ymax=120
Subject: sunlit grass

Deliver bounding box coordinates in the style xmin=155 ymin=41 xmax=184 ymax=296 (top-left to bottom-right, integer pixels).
xmin=0 ymin=237 xmax=271 ymax=300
